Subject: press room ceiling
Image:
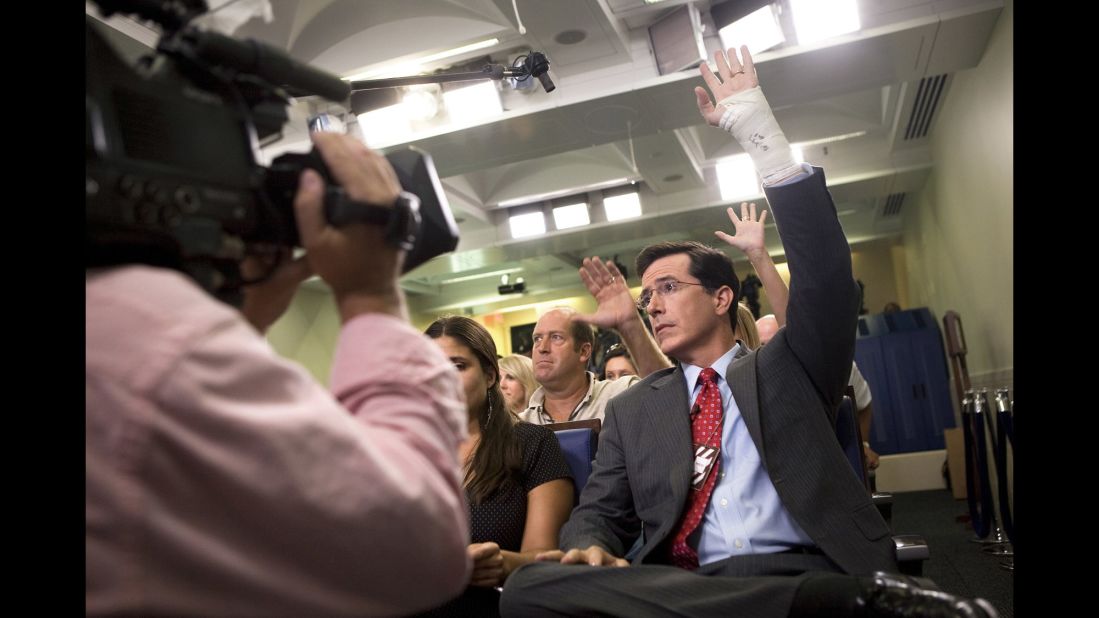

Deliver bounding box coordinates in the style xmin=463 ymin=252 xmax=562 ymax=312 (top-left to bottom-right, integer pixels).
xmin=88 ymin=0 xmax=1005 ymax=316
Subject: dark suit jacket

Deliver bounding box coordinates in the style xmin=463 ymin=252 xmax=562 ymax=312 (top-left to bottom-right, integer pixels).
xmin=559 ymin=167 xmax=897 ymax=576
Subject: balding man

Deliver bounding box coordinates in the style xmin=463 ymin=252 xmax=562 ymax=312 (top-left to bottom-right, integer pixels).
xmin=519 ymin=262 xmax=672 ymax=425
xmin=756 ymin=313 xmax=780 ymax=344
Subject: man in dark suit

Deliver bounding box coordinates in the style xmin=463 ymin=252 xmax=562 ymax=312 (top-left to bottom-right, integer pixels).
xmin=499 ymin=45 xmax=997 ymax=618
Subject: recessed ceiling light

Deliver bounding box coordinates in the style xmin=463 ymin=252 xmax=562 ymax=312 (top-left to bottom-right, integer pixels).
xmin=604 ymin=192 xmax=642 ymax=221
xmin=717 ymin=5 xmax=786 ymax=56
xmin=552 ymin=202 xmax=590 ymax=229
xmin=790 ymin=0 xmax=861 ymax=46
xmin=443 ymin=81 xmax=503 ymax=125
xmin=716 ymin=154 xmax=761 ymax=201
xmin=509 ymin=211 xmax=546 ymax=239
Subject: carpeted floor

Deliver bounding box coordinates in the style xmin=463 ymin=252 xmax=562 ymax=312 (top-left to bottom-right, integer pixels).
xmin=890 ymin=489 xmax=1014 ymax=617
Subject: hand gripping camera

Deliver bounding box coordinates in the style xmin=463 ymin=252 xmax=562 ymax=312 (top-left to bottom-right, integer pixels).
xmin=86 ymin=0 xmax=459 ymax=304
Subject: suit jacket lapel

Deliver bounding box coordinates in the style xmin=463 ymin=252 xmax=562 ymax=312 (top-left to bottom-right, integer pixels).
xmin=645 ymin=366 xmax=693 ymax=512
xmin=726 ymin=344 xmax=765 ymax=462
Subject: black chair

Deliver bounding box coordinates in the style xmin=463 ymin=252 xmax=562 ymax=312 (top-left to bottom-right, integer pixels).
xmin=836 ymin=390 xmax=894 ymax=524
xmin=836 ymin=394 xmax=928 ymax=575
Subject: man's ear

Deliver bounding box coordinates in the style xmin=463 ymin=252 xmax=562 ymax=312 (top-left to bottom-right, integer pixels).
xmin=714 ymin=286 xmax=735 ymax=315
xmin=579 ymin=342 xmax=593 ymax=363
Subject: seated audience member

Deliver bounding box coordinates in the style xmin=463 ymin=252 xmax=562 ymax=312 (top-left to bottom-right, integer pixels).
xmin=500 ymin=354 xmax=539 ymax=415
xmin=602 ymin=343 xmax=640 ymax=380
xmin=518 ymin=301 xmax=671 ymax=424
xmin=756 ymin=312 xmax=781 ymax=344
xmin=519 ymin=258 xmax=677 ymax=425
xmin=734 ymin=302 xmax=762 ymax=350
xmin=421 ymin=316 xmax=574 ymax=617
xmin=500 ymin=44 xmax=996 ymax=618
xmin=87 ymin=133 xmax=471 ymax=615
xmin=849 ymin=362 xmax=880 ymax=470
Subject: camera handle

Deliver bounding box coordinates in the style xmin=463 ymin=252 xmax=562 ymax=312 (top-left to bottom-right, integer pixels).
xmin=324 ymin=187 xmax=422 ymax=252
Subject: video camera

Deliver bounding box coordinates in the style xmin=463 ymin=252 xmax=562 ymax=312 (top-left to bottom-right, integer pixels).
xmin=86 ymin=0 xmax=459 ymax=304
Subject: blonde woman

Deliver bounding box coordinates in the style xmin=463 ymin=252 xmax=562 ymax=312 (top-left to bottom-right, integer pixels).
xmin=499 ymin=354 xmax=538 ymax=415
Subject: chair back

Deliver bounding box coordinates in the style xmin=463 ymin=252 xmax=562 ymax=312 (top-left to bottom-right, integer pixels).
xmin=552 ymin=427 xmax=598 ymax=504
xmin=835 ymin=393 xmax=870 ymax=489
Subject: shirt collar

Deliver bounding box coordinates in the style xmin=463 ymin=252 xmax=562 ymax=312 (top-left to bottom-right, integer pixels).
xmin=530 ymin=371 xmax=596 ymax=421
xmin=682 ymin=344 xmax=740 ymax=389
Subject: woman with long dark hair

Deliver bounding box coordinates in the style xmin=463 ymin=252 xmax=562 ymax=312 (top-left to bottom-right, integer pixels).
xmin=421 ymin=316 xmax=574 ymax=616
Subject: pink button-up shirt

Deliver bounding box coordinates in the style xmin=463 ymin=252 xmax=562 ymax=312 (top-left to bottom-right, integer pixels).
xmin=86 ymin=266 xmax=470 ymax=616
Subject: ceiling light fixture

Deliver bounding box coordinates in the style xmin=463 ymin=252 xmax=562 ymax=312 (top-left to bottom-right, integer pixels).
xmin=402 ymin=86 xmax=440 ymax=121
xmin=509 ymin=211 xmax=546 ymax=239
xmin=790 ymin=0 xmax=861 ymax=46
xmin=716 ymin=154 xmax=762 ymax=201
xmin=603 ymin=191 xmax=642 ymax=221
xmin=713 ymin=3 xmax=785 ymax=56
xmin=439 ymin=267 xmax=524 ymax=285
xmin=496 ymin=177 xmax=633 ymax=208
xmin=443 ymin=81 xmax=503 ymax=125
xmin=793 ymin=130 xmax=868 ymax=148
xmin=552 ymin=202 xmax=590 ymax=229
xmin=357 ymin=103 xmax=411 ymax=148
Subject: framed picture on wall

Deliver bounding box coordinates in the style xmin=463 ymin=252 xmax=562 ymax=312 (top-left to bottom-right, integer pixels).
xmin=510 ymin=323 xmax=535 ymax=357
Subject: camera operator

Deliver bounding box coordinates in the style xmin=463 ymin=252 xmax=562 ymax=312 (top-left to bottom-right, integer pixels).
xmin=86 ymin=132 xmax=472 ymax=615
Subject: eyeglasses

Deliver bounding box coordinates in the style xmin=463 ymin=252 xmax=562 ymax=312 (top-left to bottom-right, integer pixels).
xmin=636 ymin=279 xmax=706 ymax=311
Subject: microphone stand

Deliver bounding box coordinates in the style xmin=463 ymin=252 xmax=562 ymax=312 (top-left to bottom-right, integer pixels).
xmin=348 ymin=52 xmax=554 ymax=93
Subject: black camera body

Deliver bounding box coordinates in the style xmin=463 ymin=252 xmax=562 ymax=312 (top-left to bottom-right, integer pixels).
xmin=86 ymin=1 xmax=459 ymax=303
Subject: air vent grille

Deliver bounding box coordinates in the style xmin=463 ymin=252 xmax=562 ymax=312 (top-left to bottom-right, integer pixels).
xmin=883 ymin=193 xmax=906 ymax=217
xmin=904 ymin=74 xmax=948 ymax=140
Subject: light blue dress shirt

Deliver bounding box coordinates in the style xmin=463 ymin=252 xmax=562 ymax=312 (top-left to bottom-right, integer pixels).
xmin=682 ymin=346 xmax=814 ymax=566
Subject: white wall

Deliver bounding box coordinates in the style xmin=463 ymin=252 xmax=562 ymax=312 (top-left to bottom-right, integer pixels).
xmin=902 ymin=0 xmax=1013 ymax=390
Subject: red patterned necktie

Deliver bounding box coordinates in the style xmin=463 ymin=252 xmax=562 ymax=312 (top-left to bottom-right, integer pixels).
xmin=669 ymin=367 xmax=724 ymax=570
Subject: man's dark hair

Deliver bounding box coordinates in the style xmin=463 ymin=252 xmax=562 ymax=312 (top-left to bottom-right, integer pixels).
xmin=569 ymin=316 xmax=595 ymax=353
xmin=635 ymin=241 xmax=741 ymax=301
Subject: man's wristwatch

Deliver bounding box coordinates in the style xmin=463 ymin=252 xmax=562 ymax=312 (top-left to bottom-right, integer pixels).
xmin=862 ymin=441 xmax=871 ymax=449
xmin=324 ymin=188 xmax=422 ymax=251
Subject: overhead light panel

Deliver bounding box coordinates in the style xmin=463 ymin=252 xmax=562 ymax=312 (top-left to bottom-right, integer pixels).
xmin=716 ymin=154 xmax=761 ymax=201
xmin=357 ymin=104 xmax=411 ymax=149
xmin=552 ymin=202 xmax=590 ymax=230
xmin=402 ymin=87 xmax=440 ymax=121
xmin=509 ymin=211 xmax=546 ymax=239
xmin=496 ymin=177 xmax=632 ymax=209
xmin=603 ymin=191 xmax=642 ymax=221
xmin=716 ymin=4 xmax=785 ymax=56
xmin=443 ymin=81 xmax=503 ymax=125
xmin=795 ymin=130 xmax=867 ymax=147
xmin=441 ymin=267 xmax=524 ymax=285
xmin=790 ymin=0 xmax=861 ymax=46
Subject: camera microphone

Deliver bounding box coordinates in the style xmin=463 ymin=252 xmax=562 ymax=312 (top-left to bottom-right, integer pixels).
xmin=536 ymin=71 xmax=555 ymax=93
xmin=525 ymin=51 xmax=555 ymax=93
xmin=189 ymin=29 xmax=351 ymax=103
